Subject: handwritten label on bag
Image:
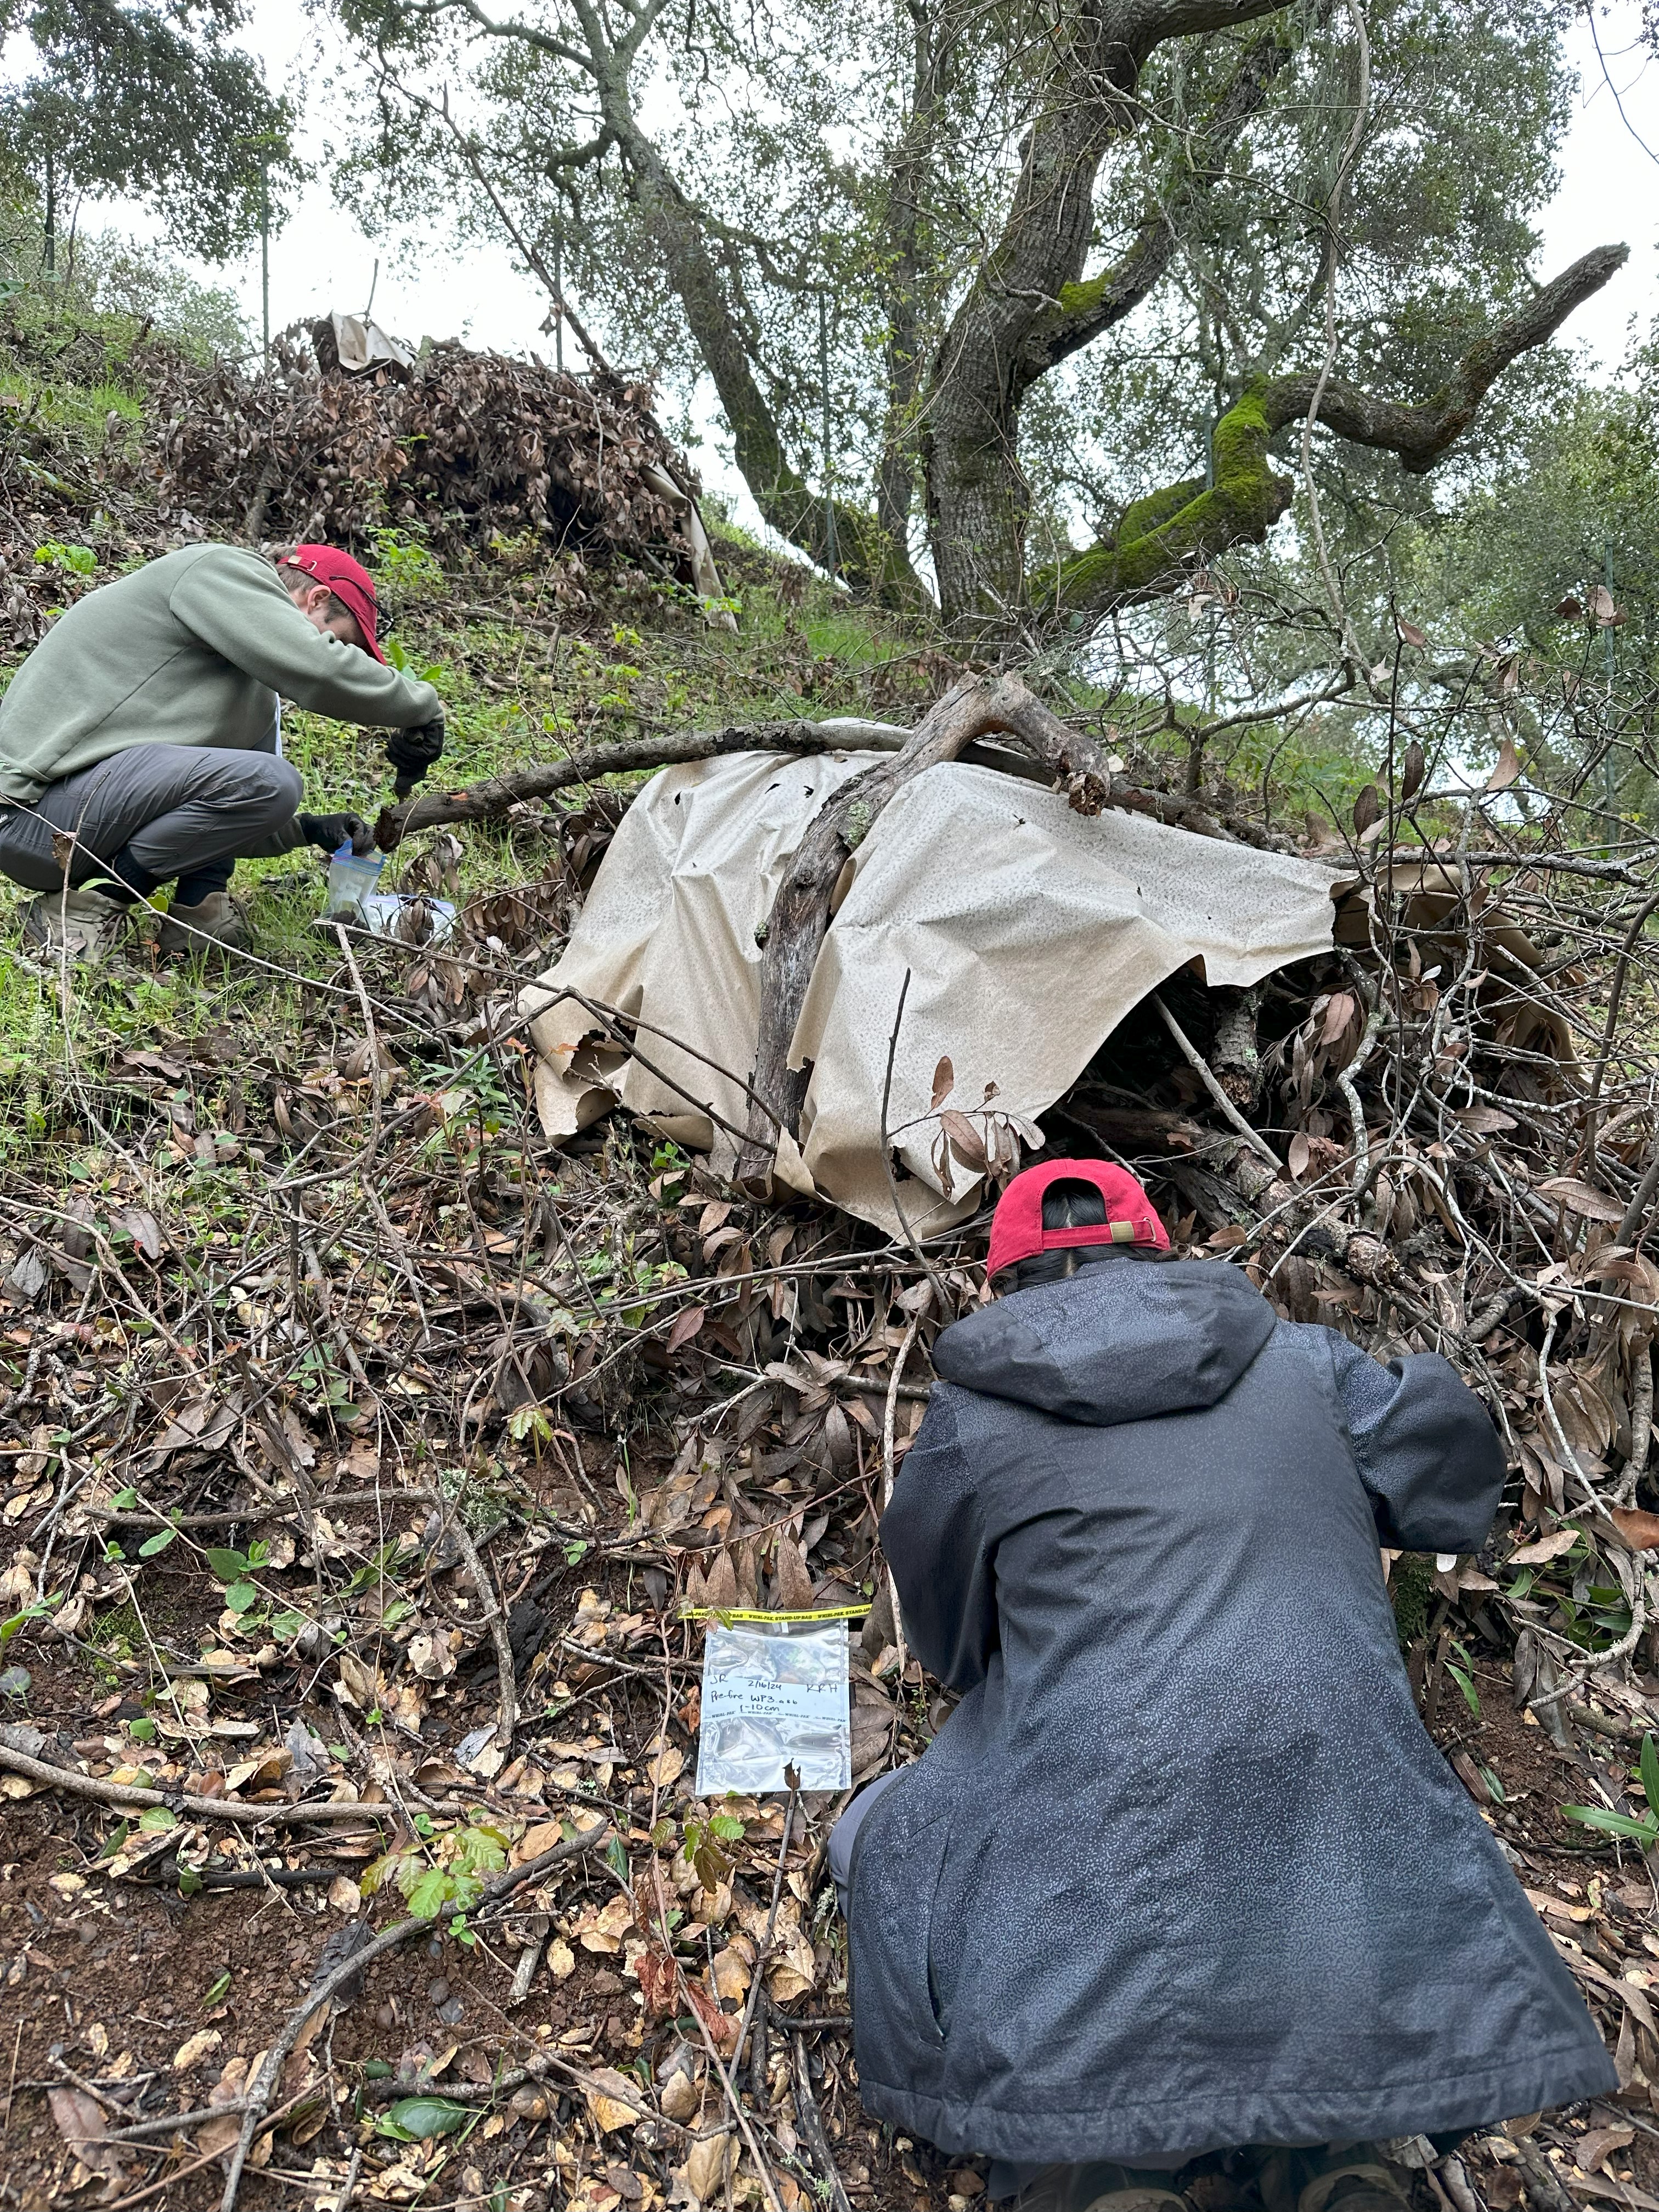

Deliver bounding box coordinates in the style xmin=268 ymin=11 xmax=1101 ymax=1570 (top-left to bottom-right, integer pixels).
xmin=695 ymin=1619 xmax=851 ymax=1795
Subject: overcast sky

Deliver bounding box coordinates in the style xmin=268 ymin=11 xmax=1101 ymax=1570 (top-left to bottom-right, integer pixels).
xmin=98 ymin=0 xmax=1659 ymax=521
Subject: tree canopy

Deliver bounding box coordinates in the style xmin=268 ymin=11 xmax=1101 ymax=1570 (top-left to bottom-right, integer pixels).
xmin=0 ymin=0 xmax=295 ymax=264
xmin=324 ymin=0 xmax=1622 ymax=635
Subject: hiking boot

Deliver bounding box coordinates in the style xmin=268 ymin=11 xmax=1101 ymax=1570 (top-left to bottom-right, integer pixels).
xmin=1257 ymin=2148 xmax=1412 ymax=2212
xmin=19 ymin=884 xmax=133 ymax=964
xmin=1014 ymin=2165 xmax=1192 ymax=2212
xmin=157 ymin=891 xmax=251 ymax=960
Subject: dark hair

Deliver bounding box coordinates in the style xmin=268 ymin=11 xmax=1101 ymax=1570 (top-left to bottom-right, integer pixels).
xmin=1008 ymin=1176 xmax=1163 ymax=1292
xmin=278 ymin=563 xmax=362 ymax=638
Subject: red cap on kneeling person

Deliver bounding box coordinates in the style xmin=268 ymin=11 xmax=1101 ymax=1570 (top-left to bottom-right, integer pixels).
xmin=986 ymin=1159 xmax=1170 ymax=1279
xmin=281 ymin=545 xmax=387 ymax=663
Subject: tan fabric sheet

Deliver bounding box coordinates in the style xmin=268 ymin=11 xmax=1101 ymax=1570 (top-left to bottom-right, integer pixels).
xmin=523 ymin=751 xmax=1346 ymax=1235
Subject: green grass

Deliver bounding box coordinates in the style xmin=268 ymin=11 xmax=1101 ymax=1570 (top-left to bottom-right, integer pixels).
xmin=0 ymin=371 xmax=145 ymax=438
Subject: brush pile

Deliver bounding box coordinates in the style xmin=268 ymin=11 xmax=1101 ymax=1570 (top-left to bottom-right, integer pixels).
xmin=0 ymin=314 xmax=713 ymax=647
xmin=142 ymin=334 xmax=706 ymax=587
xmin=6 ymin=634 xmax=1659 ymax=2206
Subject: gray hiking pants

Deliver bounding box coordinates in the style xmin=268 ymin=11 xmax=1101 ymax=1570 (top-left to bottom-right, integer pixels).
xmin=0 ymin=744 xmax=303 ymax=898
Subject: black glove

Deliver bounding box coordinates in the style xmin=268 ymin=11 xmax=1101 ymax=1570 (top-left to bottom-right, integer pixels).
xmin=386 ymin=713 xmax=445 ymax=800
xmin=298 ymin=810 xmax=373 ymax=856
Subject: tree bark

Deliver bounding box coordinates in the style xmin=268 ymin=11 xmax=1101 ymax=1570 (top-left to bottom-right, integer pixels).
xmin=731 ymin=673 xmax=1119 ymax=1192
xmin=873 ymin=0 xmax=951 ymax=596
xmin=526 ymin=0 xmax=931 ymax=604
xmin=921 ymin=0 xmax=1293 ymax=627
xmin=374 ymin=719 xmax=914 ymax=847
xmin=1210 ymin=984 xmax=1262 ymax=1109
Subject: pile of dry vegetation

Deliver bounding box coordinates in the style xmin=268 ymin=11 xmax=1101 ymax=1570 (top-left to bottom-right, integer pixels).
xmin=0 ymin=312 xmax=714 ymax=647
xmin=4 ymin=581 xmax=1659 ymax=2211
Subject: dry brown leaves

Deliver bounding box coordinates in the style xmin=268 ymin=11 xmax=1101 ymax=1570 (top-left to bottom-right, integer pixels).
xmin=138 ymin=338 xmax=705 ymax=591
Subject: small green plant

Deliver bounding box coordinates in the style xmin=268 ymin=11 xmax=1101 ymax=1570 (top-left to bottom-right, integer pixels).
xmin=682 ymin=1811 xmax=745 ymax=1891
xmin=1444 ymin=1639 xmax=1479 ymax=1716
xmin=1564 ymin=1731 xmax=1659 ymax=1847
xmin=34 ymin=540 xmax=95 ymax=575
xmin=507 ymin=1403 xmax=554 ymax=1453
xmin=377 ymin=2095 xmax=473 ymax=2143
xmin=205 ymin=1541 xmax=270 ymax=1616
xmin=362 ymin=1819 xmax=509 ymax=1920
xmin=382 ymin=634 xmax=445 ymax=684
xmin=1 ymin=1592 xmax=61 ymax=1646
xmin=368 ymin=526 xmax=445 ymax=591
xmin=136 ymin=1511 xmax=183 ymax=1559
xmin=342 ymin=1535 xmax=415 ymax=1599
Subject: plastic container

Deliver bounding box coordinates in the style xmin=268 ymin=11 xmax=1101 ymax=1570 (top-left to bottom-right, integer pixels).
xmin=358 ymin=893 xmax=457 ymax=944
xmin=324 ymin=842 xmax=386 ymax=921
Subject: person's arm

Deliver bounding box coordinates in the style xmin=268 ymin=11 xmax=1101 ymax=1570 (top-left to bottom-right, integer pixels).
xmin=167 ymin=548 xmax=441 ymax=727
xmin=879 ymin=1387 xmax=1000 ymax=1690
xmin=1292 ymin=1323 xmax=1506 ymax=1552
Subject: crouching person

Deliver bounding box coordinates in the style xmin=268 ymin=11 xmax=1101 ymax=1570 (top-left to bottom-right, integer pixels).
xmin=834 ymin=1159 xmax=1616 ymax=2212
xmin=0 ymin=542 xmax=445 ymax=961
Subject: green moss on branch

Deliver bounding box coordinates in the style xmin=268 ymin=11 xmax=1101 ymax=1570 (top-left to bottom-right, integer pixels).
xmin=1030 ymin=382 xmax=1293 ymax=616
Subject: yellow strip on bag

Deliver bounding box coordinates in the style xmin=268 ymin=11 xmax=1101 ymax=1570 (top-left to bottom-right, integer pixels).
xmin=682 ymin=1605 xmax=870 ymax=1624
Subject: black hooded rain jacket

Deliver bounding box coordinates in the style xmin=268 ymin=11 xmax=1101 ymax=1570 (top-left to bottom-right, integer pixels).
xmin=848 ymin=1258 xmax=1617 ymax=2162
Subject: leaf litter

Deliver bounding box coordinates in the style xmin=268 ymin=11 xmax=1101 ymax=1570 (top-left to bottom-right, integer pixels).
xmin=6 ymin=506 xmax=1659 ymax=2212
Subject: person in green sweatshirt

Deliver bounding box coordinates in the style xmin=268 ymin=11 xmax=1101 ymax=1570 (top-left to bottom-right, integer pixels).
xmin=0 ymin=541 xmax=447 ymax=961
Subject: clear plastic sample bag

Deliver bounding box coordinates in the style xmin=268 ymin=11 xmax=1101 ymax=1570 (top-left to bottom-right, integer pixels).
xmin=695 ymin=1616 xmax=851 ymax=1796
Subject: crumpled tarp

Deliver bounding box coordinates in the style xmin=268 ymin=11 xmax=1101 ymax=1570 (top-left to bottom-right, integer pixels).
xmin=330 ymin=313 xmax=418 ymax=375
xmin=637 ymin=461 xmax=732 ymax=621
xmin=522 ymin=751 xmax=1349 ymax=1235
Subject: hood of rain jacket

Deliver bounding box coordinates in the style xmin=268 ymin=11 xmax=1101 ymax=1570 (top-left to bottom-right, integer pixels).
xmin=931 ymin=1259 xmax=1275 ymax=1424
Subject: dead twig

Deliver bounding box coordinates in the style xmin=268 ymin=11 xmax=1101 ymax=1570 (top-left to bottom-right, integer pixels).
xmin=879 ymin=972 xmax=950 ymax=1311
xmin=0 ymin=1737 xmax=399 ymax=1827
xmin=732 ymin=1782 xmax=800 ymax=2076
xmin=1152 ymin=991 xmax=1280 ymax=1170
xmin=881 ymin=1308 xmax=923 ymax=1674
xmin=791 ymin=2032 xmax=854 ymax=2212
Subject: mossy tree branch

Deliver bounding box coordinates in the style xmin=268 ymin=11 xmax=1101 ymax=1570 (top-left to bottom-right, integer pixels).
xmin=1035 ymin=244 xmax=1629 ymax=617
xmin=1258 ymin=243 xmax=1630 ymax=471
xmin=1015 ymin=21 xmax=1299 ymax=391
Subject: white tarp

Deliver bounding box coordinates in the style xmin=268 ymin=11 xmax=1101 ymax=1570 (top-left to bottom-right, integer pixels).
xmin=522 ymin=751 xmax=1347 ymax=1235
xmin=330 ymin=313 xmax=417 ymax=375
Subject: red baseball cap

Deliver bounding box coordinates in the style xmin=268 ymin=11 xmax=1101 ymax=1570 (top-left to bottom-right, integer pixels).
xmin=280 ymin=544 xmax=386 ymax=663
xmin=986 ymin=1158 xmax=1170 ymax=1278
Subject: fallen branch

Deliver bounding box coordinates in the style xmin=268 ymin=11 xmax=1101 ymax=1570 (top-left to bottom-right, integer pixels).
xmin=0 ymin=1731 xmax=398 ymax=1827
xmin=375 ymin=718 xmax=913 ymax=847
xmin=1380 ymin=845 xmax=1655 ymax=887
xmin=375 ymin=703 xmax=1268 ymax=854
xmin=432 ymin=1494 xmax=517 ymax=1756
xmin=101 ymin=2085 xmax=315 ymax=2212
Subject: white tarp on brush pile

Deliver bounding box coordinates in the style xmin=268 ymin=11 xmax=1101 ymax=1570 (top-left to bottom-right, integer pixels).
xmin=522 ymin=750 xmax=1348 ymax=1236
